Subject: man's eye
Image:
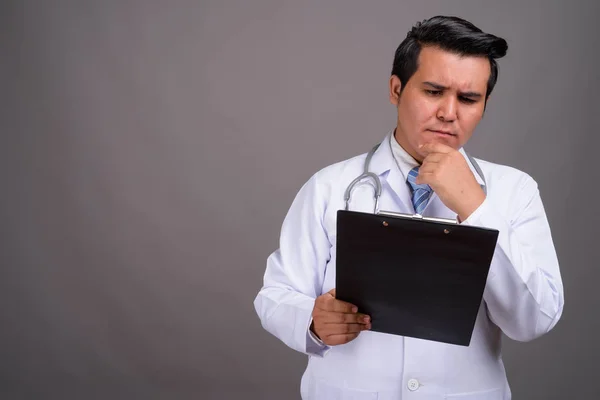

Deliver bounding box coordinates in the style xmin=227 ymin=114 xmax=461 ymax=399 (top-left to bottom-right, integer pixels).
xmin=460 ymin=97 xmax=476 ymax=104
xmin=425 ymin=90 xmax=442 ymax=96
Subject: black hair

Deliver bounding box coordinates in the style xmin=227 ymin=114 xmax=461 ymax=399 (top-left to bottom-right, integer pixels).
xmin=391 ymin=16 xmax=508 ymax=99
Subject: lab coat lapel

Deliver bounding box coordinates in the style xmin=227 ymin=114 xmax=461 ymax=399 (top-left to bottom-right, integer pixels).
xmin=459 ymin=148 xmax=486 ymax=187
xmin=368 ymin=132 xmax=413 ymax=213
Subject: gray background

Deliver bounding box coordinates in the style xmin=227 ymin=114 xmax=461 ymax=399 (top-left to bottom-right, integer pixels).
xmin=1 ymin=0 xmax=598 ymax=399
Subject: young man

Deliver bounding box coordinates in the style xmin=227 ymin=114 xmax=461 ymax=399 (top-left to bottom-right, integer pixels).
xmin=254 ymin=16 xmax=563 ymax=399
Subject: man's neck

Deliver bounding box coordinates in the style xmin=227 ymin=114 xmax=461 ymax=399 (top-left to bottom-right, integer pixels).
xmin=393 ymin=128 xmax=421 ymax=165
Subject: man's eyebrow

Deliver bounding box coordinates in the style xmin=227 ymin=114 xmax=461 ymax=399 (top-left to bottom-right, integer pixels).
xmin=423 ymin=81 xmax=483 ymax=98
xmin=423 ymin=81 xmax=447 ymax=90
xmin=459 ymin=91 xmax=483 ymax=98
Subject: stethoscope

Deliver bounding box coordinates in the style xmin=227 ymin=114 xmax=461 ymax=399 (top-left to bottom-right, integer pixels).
xmin=343 ymin=138 xmax=487 ymax=214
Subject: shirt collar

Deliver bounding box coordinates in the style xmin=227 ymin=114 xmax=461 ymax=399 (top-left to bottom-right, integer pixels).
xmin=389 ymin=132 xmax=420 ymax=182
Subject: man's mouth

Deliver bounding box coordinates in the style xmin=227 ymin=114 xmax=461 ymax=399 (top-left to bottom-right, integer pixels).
xmin=428 ymin=129 xmax=456 ymax=137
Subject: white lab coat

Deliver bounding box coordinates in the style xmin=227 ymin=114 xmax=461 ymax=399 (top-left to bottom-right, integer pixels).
xmin=254 ymin=131 xmax=564 ymax=400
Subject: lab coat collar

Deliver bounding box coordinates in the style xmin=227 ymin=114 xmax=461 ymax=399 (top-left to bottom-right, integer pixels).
xmin=459 ymin=147 xmax=486 ymax=187
xmin=367 ymin=131 xmax=412 ymax=211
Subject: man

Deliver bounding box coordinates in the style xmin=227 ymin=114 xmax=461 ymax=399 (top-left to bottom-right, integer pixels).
xmin=254 ymin=15 xmax=564 ymax=399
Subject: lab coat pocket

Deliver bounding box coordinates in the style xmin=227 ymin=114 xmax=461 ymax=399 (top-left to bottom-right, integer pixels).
xmin=307 ymin=378 xmax=378 ymax=400
xmin=445 ymin=387 xmax=503 ymax=399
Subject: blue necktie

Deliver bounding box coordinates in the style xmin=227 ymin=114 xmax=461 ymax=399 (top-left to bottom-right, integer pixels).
xmin=407 ymin=166 xmax=433 ymax=215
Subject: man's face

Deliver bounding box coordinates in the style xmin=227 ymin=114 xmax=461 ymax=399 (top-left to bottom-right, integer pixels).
xmin=389 ymin=46 xmax=491 ymax=162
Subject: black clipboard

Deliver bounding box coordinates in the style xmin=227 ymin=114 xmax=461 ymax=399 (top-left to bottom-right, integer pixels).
xmin=335 ymin=209 xmax=499 ymax=346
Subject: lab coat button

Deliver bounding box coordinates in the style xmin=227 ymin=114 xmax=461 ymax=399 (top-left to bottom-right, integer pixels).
xmin=407 ymin=378 xmax=420 ymax=391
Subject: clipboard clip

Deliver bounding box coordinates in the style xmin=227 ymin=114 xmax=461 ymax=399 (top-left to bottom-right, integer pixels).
xmin=377 ymin=210 xmax=458 ymax=225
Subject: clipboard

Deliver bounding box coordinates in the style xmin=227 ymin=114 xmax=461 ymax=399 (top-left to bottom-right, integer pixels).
xmin=335 ymin=209 xmax=499 ymax=346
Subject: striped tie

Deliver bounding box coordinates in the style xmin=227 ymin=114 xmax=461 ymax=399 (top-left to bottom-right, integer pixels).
xmin=407 ymin=166 xmax=433 ymax=215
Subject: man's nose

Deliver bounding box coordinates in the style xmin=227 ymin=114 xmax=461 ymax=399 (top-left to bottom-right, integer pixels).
xmin=437 ymin=96 xmax=457 ymax=122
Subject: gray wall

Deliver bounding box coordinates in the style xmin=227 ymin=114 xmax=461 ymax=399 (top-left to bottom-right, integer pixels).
xmin=1 ymin=1 xmax=598 ymax=399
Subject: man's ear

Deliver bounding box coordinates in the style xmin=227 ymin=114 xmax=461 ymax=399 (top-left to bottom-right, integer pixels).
xmin=389 ymin=75 xmax=402 ymax=106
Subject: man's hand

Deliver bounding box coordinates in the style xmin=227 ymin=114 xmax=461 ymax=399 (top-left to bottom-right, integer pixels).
xmin=311 ymin=289 xmax=371 ymax=346
xmin=417 ymin=142 xmax=486 ymax=221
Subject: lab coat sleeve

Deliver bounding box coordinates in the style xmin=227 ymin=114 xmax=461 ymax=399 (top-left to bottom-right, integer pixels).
xmin=253 ymin=172 xmax=332 ymax=357
xmin=462 ymin=174 xmax=564 ymax=342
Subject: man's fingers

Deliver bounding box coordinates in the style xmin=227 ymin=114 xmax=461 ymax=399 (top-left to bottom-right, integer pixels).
xmin=328 ymin=298 xmax=358 ymax=313
xmin=418 ymin=162 xmax=437 ymax=175
xmin=316 ymin=288 xmax=359 ymax=313
xmin=324 ymin=312 xmax=370 ymax=324
xmin=327 ymin=323 xmax=370 ymax=334
xmin=318 ymin=293 xmax=357 ymax=313
xmin=416 ymin=170 xmax=436 ymax=185
xmin=422 ymin=152 xmax=445 ymax=164
xmin=419 ymin=141 xmax=453 ymax=155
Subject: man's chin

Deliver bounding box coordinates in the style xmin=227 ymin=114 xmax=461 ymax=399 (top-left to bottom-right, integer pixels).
xmin=425 ymin=134 xmax=460 ymax=149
